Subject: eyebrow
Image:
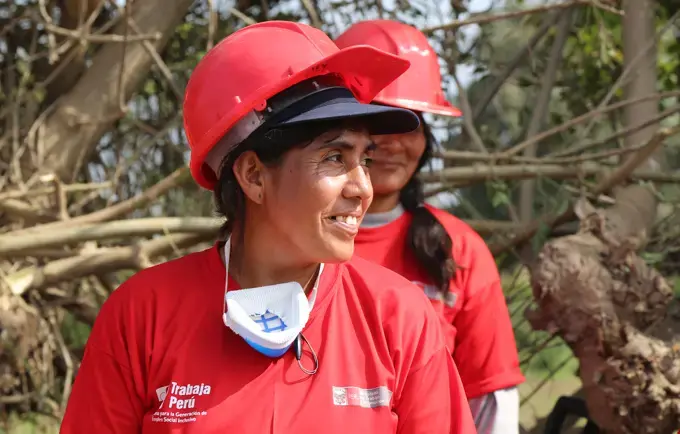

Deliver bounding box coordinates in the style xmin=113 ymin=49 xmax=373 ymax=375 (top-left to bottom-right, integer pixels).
xmin=318 ymin=139 xmax=377 ymax=152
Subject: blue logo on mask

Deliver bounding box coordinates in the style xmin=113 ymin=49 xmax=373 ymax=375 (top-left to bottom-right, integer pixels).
xmin=246 ymin=311 xmax=290 ymax=357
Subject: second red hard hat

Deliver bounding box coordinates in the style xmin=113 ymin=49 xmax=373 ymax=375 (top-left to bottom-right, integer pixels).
xmin=335 ymin=20 xmax=462 ymax=118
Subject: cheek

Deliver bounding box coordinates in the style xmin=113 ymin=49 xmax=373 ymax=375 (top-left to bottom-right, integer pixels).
xmin=269 ymin=170 xmax=338 ymax=222
xmin=405 ymin=137 xmax=426 ymax=168
xmin=368 ymin=167 xmax=409 ymax=195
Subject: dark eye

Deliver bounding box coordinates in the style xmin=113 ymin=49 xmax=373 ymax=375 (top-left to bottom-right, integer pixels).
xmin=324 ymin=153 xmax=343 ymax=163
xmin=362 ymin=156 xmax=373 ymax=167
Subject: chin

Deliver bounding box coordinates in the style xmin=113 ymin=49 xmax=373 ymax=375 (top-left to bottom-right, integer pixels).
xmin=318 ymin=239 xmax=355 ymax=263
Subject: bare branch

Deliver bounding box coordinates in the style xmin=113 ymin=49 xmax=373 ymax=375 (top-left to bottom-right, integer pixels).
xmin=469 ymin=12 xmax=558 ymax=122
xmin=0 ymin=216 xmax=221 ymax=257
xmin=2 ymin=234 xmax=212 ymax=295
xmin=488 ymin=126 xmax=680 ymax=255
xmin=519 ymin=8 xmax=573 ymax=222
xmin=12 ymin=167 xmax=191 ymax=236
xmin=0 ymin=199 xmax=58 ymax=224
xmin=228 ymin=8 xmax=257 ymax=25
xmin=37 ymin=0 xmax=195 ymax=181
xmin=0 ymin=182 xmax=111 ymax=201
xmin=420 ymin=161 xmax=680 ymax=186
xmin=41 ymin=22 xmax=161 ymax=43
xmin=452 ymin=70 xmax=488 ymax=153
xmin=421 ymin=0 xmax=620 ymax=34
xmin=500 ymin=91 xmax=680 ymax=159
xmin=301 ymin=0 xmax=323 ymax=28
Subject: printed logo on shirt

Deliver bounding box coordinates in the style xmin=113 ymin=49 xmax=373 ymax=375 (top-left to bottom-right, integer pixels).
xmin=332 ymin=386 xmax=392 ymax=409
xmin=151 ymin=381 xmax=212 ymax=425
xmin=412 ymin=281 xmax=458 ymax=308
xmin=156 ymin=385 xmax=169 ymax=403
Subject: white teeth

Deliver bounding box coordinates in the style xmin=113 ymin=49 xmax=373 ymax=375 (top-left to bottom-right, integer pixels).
xmin=332 ymin=216 xmax=358 ymax=225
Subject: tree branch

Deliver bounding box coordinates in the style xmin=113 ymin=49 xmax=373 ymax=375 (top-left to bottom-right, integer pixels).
xmin=0 ymin=216 xmax=221 ymax=256
xmin=419 ymin=161 xmax=680 ymax=186
xmin=470 ymin=12 xmax=559 ymax=122
xmin=421 ymin=0 xmax=621 ymax=34
xmin=519 ymin=8 xmax=573 ymax=222
xmin=37 ymin=0 xmax=195 ymax=182
xmin=2 ymin=233 xmax=212 ymax=295
xmin=12 ymin=167 xmax=191 ymax=236
xmin=488 ymin=126 xmax=679 ymax=256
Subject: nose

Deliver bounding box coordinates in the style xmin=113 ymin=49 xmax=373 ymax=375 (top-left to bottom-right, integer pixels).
xmin=372 ymin=134 xmax=403 ymax=153
xmin=343 ymin=164 xmax=372 ymax=202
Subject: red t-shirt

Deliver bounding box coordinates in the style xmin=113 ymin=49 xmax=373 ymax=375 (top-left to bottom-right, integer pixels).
xmin=60 ymin=243 xmax=476 ymax=433
xmin=355 ymin=205 xmax=525 ymax=399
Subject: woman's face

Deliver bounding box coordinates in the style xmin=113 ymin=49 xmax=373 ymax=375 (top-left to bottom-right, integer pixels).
xmin=369 ymin=124 xmax=426 ymax=197
xmin=254 ymin=128 xmax=375 ymax=264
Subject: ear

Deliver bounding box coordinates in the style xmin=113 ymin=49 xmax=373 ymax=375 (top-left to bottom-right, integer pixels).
xmin=232 ymin=151 xmax=265 ymax=205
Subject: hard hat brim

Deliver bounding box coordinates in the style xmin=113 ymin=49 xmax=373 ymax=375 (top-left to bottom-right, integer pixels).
xmin=374 ymin=96 xmax=463 ymax=118
xmin=273 ymin=87 xmax=420 ymax=136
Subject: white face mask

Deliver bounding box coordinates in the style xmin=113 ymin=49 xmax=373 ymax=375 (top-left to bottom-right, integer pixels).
xmin=221 ymin=237 xmax=324 ymax=358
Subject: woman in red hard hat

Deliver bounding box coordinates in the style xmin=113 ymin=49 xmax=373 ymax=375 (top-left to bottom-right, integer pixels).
xmin=59 ymin=21 xmax=477 ymax=434
xmin=336 ymin=20 xmax=525 ymax=434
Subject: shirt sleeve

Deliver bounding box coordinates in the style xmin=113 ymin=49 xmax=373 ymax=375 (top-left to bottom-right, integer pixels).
xmin=469 ymin=388 xmax=519 ymax=434
xmin=395 ymin=346 xmax=477 ymax=434
xmin=60 ymin=282 xmax=146 ymax=433
xmin=453 ymin=235 xmax=525 ymax=399
xmin=60 ymin=343 xmax=144 ymax=433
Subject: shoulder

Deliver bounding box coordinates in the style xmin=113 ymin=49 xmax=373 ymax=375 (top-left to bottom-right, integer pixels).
xmin=84 ymin=245 xmax=218 ymax=367
xmin=342 ymin=255 xmax=430 ymax=306
xmin=341 ymin=256 xmax=443 ymax=342
xmin=341 ymin=256 xmax=449 ymax=367
xmin=97 ymin=246 xmax=217 ymax=325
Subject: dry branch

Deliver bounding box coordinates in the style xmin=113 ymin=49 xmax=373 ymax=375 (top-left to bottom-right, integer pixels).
xmin=469 ymin=13 xmax=559 ymax=122
xmin=443 ymin=91 xmax=680 ymax=163
xmin=2 ymin=234 xmax=212 ymax=296
xmin=421 ymin=0 xmax=621 ymax=34
xmin=41 ymin=22 xmax=161 ymax=43
xmin=0 ymin=182 xmax=111 ymax=201
xmin=518 ymin=7 xmax=573 ymax=222
xmin=419 ymin=161 xmax=680 ymax=185
xmin=12 ymin=167 xmax=191 ymax=236
xmin=0 ymin=199 xmax=58 ymax=224
xmin=0 ymin=217 xmax=221 ymax=256
xmin=488 ymin=126 xmax=680 ymax=256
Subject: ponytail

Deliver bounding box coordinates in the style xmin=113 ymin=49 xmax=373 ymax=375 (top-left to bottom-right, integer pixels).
xmin=400 ymin=116 xmax=456 ymax=295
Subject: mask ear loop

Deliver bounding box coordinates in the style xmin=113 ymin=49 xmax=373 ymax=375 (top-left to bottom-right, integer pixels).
xmin=294 ymin=333 xmax=318 ymax=375
xmin=294 ymin=263 xmax=323 ymax=375
xmin=221 ymin=238 xmax=232 ymax=328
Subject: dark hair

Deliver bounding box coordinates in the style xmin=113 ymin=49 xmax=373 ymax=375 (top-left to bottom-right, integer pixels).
xmin=401 ymin=114 xmax=456 ymax=295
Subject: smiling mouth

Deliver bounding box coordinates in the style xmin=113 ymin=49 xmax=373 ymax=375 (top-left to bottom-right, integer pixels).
xmin=326 ymin=215 xmax=360 ymax=236
xmin=328 ymin=215 xmax=358 ymax=226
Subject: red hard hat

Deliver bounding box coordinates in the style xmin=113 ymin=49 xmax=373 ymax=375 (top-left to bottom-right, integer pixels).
xmin=184 ymin=20 xmax=414 ymax=190
xmin=335 ymin=20 xmax=462 ymax=118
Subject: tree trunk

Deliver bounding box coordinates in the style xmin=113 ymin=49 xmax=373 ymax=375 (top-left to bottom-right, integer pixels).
xmin=37 ymin=0 xmax=194 ymax=182
xmin=526 ymin=1 xmax=680 ymax=433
